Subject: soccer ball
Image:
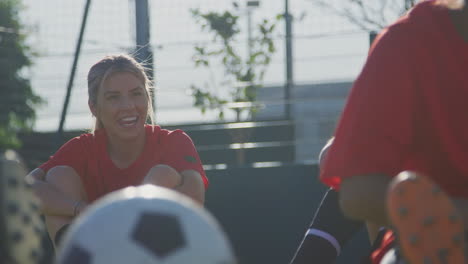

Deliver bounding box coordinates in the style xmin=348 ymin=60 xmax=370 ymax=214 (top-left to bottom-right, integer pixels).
xmin=56 ymin=185 xmax=236 ymax=264
xmin=0 ymin=150 xmax=47 ymax=264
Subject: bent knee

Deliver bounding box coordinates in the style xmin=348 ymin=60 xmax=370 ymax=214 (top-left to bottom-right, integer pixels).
xmin=148 ymin=164 xmax=178 ymax=177
xmin=45 ymin=166 xmax=86 ymax=199
xmin=45 ymin=166 xmax=80 ymax=184
xmin=144 ymin=164 xmax=181 ymax=187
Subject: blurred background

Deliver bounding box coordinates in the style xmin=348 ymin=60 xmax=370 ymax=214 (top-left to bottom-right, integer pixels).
xmin=1 ymin=0 xmax=414 ymax=263
xmin=16 ymin=0 xmax=410 ymax=162
xmin=24 ymin=0 xmax=364 ymax=129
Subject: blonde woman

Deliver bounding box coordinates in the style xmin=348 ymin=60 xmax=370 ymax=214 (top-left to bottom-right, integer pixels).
xmin=26 ymin=55 xmax=208 ymax=248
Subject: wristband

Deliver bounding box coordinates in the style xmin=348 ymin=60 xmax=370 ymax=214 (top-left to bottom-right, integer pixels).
xmin=306 ymin=228 xmax=342 ymax=255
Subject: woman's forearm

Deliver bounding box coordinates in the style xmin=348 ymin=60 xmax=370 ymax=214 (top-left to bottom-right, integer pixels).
xmin=26 ymin=168 xmax=87 ymax=217
xmin=29 ymin=178 xmax=83 ymax=217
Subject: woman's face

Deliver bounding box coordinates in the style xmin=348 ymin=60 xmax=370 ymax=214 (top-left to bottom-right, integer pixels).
xmin=91 ymin=72 xmax=148 ymax=141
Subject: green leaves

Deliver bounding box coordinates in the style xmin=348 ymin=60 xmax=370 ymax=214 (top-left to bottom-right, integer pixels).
xmin=191 ymin=9 xmax=240 ymax=42
xmin=0 ymin=0 xmax=42 ymax=149
xmin=190 ymin=8 xmax=278 ymax=121
xmin=191 ymin=85 xmax=228 ymax=119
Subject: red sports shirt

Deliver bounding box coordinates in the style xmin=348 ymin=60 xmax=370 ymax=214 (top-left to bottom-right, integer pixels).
xmin=320 ymin=0 xmax=468 ymax=198
xmin=40 ymin=125 xmax=208 ymax=202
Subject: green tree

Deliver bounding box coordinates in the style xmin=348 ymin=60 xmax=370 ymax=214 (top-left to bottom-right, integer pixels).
xmin=190 ymin=5 xmax=279 ymax=121
xmin=0 ymin=0 xmax=42 ymax=149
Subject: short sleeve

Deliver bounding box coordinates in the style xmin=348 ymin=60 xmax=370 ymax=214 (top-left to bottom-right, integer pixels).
xmin=39 ymin=136 xmax=87 ymax=177
xmin=320 ymin=24 xmax=417 ymax=189
xmin=160 ymin=130 xmax=209 ymax=188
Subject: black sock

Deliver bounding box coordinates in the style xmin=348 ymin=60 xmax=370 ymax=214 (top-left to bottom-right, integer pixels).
xmin=291 ymin=235 xmax=338 ymax=264
xmin=290 ymin=189 xmax=364 ymax=264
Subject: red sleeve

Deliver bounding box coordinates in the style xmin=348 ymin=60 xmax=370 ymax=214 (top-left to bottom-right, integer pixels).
xmin=39 ymin=136 xmax=87 ymax=177
xmin=160 ymin=129 xmax=209 ymax=188
xmin=320 ymin=23 xmax=416 ymax=190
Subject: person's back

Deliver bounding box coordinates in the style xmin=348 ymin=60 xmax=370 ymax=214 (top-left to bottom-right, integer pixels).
xmin=319 ymin=0 xmax=468 ymax=263
xmin=321 ymin=0 xmax=468 ymax=196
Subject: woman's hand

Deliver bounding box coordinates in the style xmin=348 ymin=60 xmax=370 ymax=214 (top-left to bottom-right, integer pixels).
xmin=25 ymin=168 xmax=47 ymax=201
xmin=174 ymin=170 xmax=205 ymax=205
xmin=25 ymin=166 xmax=88 ymax=217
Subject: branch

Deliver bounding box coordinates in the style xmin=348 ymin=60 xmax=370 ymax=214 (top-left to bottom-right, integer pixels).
xmin=308 ymin=0 xmax=391 ymax=31
xmin=351 ymin=0 xmax=387 ymax=30
xmin=378 ymin=0 xmax=391 ymax=26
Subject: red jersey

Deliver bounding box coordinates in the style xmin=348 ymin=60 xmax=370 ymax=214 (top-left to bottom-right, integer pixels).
xmin=320 ymin=0 xmax=468 ymax=198
xmin=40 ymin=125 xmax=208 ymax=202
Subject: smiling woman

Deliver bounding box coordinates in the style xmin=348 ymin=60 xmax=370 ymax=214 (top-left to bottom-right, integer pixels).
xmin=91 ymin=72 xmax=148 ymax=142
xmin=87 ymin=55 xmax=154 ymax=133
xmin=25 ymin=54 xmax=208 ymax=250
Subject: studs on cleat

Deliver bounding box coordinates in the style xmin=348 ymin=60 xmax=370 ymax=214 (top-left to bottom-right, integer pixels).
xmin=437 ymin=248 xmax=449 ymax=262
xmin=452 ymin=233 xmax=463 ymax=246
xmin=449 ymin=214 xmax=459 ymax=223
xmin=431 ymin=186 xmax=441 ymax=195
xmin=408 ymin=234 xmax=419 ymax=245
xmin=423 ymin=256 xmax=432 ymax=264
xmin=398 ymin=207 xmax=408 ymax=217
xmin=388 ymin=174 xmax=466 ymax=264
xmin=422 ymin=216 xmax=434 ymax=226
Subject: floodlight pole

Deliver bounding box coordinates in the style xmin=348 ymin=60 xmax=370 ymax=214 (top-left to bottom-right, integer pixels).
xmin=247 ymin=8 xmax=253 ymax=58
xmin=57 ymin=0 xmax=92 ymax=144
xmin=135 ymin=0 xmax=155 ymax=112
xmin=246 ymin=1 xmax=259 ymax=59
xmin=284 ymin=0 xmax=294 ymax=120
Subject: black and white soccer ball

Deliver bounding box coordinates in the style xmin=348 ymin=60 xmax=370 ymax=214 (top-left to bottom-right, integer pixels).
xmin=56 ymin=185 xmax=236 ymax=264
xmin=0 ymin=150 xmax=47 ymax=264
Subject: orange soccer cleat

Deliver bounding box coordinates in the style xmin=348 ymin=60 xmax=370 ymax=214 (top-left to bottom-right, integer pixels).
xmin=386 ymin=171 xmax=466 ymax=264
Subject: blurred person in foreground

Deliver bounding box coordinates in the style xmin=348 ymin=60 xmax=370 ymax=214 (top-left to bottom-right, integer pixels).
xmin=25 ymin=54 xmax=208 ymax=250
xmin=320 ymin=0 xmax=468 ymax=263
